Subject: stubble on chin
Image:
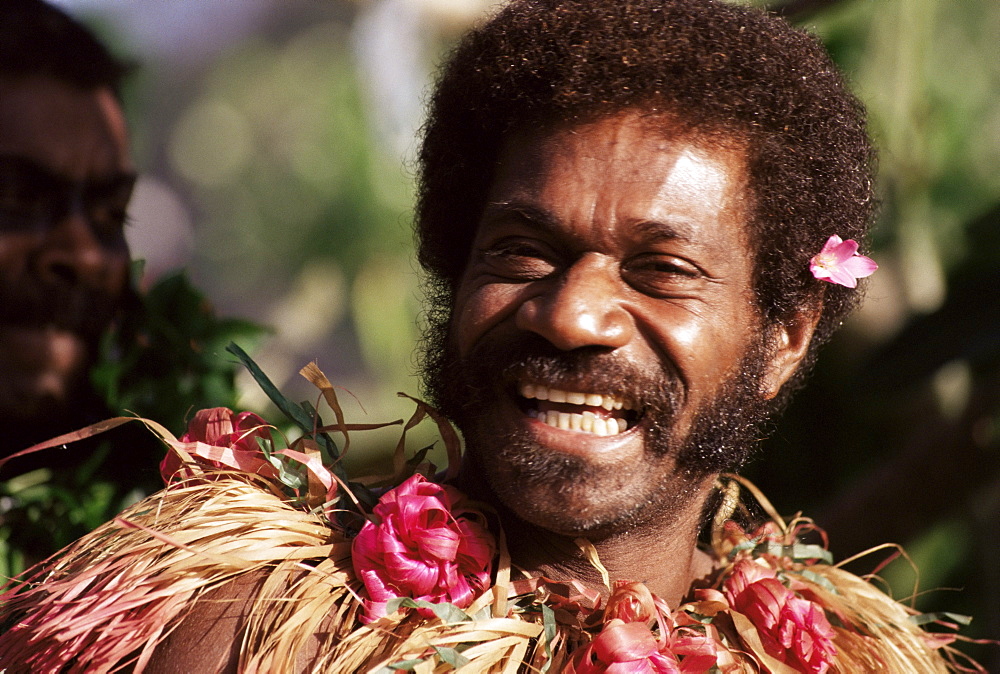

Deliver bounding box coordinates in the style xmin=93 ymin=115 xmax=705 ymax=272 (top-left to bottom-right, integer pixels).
xmin=420 ymin=304 xmax=776 ymax=537
xmin=424 ymin=325 xmax=694 ymax=536
xmin=463 ymin=431 xmax=699 ymax=538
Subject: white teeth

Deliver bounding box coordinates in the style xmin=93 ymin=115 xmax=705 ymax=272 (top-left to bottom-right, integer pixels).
xmin=530 ymin=409 xmax=624 ymax=435
xmin=520 ymin=383 xmax=628 ymax=413
xmin=520 ymin=382 xmax=632 ymax=436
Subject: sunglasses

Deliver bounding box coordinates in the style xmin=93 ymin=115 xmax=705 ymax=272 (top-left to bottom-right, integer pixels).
xmin=0 ymin=155 xmax=136 ymax=243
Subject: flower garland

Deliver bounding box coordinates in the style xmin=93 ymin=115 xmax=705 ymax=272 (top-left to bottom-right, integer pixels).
xmin=0 ymin=346 xmax=985 ymax=673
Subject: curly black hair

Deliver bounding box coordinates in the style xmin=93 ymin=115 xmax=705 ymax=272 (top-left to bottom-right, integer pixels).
xmin=416 ymin=0 xmax=876 ymax=399
xmin=0 ymin=0 xmax=130 ymax=95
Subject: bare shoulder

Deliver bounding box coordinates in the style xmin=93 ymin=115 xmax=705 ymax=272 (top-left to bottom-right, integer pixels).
xmin=144 ymin=572 xmax=267 ymax=674
xmin=143 ymin=569 xmax=336 ymax=674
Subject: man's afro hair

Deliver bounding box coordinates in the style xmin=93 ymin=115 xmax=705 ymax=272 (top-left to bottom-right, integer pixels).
xmin=417 ymin=0 xmax=876 ymax=396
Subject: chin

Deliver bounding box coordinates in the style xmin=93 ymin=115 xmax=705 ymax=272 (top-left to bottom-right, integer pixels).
xmin=464 ymin=428 xmax=692 ymax=539
xmin=0 ymin=325 xmax=92 ymax=423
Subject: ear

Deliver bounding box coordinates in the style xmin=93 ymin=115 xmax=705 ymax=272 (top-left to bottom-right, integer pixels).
xmin=761 ymin=302 xmax=823 ymax=400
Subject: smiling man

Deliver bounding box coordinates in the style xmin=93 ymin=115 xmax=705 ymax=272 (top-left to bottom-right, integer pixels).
xmin=415 ymin=0 xmax=872 ymax=610
xmin=0 ymin=1 xmax=963 ymax=672
xmin=0 ymin=0 xmax=135 ymax=455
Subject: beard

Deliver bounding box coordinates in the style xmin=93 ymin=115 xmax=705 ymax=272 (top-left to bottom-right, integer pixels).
xmin=420 ymin=297 xmax=775 ymax=536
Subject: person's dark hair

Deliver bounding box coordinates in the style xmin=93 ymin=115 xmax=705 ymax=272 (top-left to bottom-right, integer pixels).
xmin=417 ymin=0 xmax=876 ymax=402
xmin=0 ymin=0 xmax=130 ymax=95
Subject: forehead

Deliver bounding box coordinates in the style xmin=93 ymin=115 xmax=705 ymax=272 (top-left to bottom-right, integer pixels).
xmin=0 ymin=74 xmax=132 ymax=180
xmin=483 ymin=112 xmax=753 ymax=252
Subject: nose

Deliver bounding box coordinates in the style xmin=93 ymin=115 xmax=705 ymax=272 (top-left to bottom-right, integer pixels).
xmin=34 ymin=209 xmax=111 ymax=288
xmin=515 ymin=253 xmax=634 ymax=351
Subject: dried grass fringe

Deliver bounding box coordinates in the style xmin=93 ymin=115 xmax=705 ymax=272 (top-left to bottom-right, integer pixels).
xmin=0 ymin=471 xmax=975 ymax=673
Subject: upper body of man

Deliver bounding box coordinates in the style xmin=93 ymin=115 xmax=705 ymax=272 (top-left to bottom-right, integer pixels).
xmin=413 ymin=0 xmax=870 ymax=612
xmin=4 ymin=1 xmax=963 ymax=672
xmin=0 ymin=0 xmax=135 ymax=456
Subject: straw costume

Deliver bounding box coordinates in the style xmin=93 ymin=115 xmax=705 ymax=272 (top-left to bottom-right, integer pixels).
xmin=0 ymin=348 xmax=982 ymax=673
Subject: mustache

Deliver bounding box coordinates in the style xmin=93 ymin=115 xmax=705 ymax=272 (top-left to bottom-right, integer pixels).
xmin=462 ymin=332 xmax=686 ymax=417
xmin=0 ymin=278 xmax=121 ymax=338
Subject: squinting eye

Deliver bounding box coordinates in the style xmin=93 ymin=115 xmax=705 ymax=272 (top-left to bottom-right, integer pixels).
xmin=0 ymin=187 xmax=46 ymax=232
xmin=85 ymin=179 xmax=134 ymax=242
xmin=86 ymin=203 xmax=129 ymax=241
xmin=481 ymin=240 xmax=557 ymax=280
xmin=623 ymin=255 xmax=702 ymax=295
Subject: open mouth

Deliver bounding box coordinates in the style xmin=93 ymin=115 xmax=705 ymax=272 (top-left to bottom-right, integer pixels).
xmin=517 ymin=381 xmax=640 ymax=436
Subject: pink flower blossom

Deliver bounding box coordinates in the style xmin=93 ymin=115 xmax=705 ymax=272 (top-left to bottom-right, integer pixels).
xmin=160 ymin=407 xmax=275 ymax=483
xmin=809 ymin=235 xmax=877 ymax=288
xmin=352 ymin=474 xmax=495 ymax=622
xmin=570 ymin=584 xmax=720 ymax=674
xmin=567 ymin=620 xmax=683 ymax=674
xmin=723 ymin=559 xmax=837 ymax=673
xmin=605 ymin=581 xmax=661 ymax=625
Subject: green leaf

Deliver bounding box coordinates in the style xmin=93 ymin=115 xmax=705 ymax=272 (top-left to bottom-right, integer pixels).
xmin=385 ymin=597 xmax=472 ymax=624
xmin=910 ymin=611 xmax=973 ymax=627
xmin=797 ymin=569 xmax=839 ymax=594
xmin=374 ymin=659 xmax=424 ymax=672
xmin=226 ymin=342 xmax=316 ymax=434
xmin=405 ymin=443 xmax=436 ymax=471
xmin=754 ymin=541 xmax=833 ymax=565
xmin=538 ymin=602 xmax=557 ymax=673
xmin=432 ymin=645 xmax=470 ymax=668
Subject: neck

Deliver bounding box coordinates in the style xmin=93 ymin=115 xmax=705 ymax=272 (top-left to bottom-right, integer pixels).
xmin=460 ymin=470 xmax=718 ymax=608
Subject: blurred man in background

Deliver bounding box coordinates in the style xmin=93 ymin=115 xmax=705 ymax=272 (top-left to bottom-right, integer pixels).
xmin=0 ymin=0 xmax=135 ymax=457
xmin=0 ymin=0 xmax=153 ymax=574
xmin=0 ymin=1 xmax=264 ymax=574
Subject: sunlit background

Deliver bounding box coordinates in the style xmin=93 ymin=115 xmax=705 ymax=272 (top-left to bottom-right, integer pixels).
xmin=54 ymin=0 xmax=1000 ymax=665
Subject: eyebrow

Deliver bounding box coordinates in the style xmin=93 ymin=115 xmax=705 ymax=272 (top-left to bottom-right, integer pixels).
xmin=480 ymin=200 xmax=562 ymax=233
xmin=481 ymin=199 xmax=698 ymax=243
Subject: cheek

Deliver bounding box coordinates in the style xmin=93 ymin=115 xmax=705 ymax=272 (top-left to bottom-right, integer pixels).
xmin=647 ymin=301 xmax=757 ymax=389
xmin=452 ymin=283 xmax=525 ymax=357
xmin=101 ymin=245 xmax=131 ymax=296
xmin=0 ymin=235 xmax=38 ymax=277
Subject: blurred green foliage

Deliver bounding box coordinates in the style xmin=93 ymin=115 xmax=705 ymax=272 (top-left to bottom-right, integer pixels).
xmin=8 ymin=0 xmax=996 ymax=664
xmin=0 ymin=270 xmax=265 ymax=577
xmin=141 ymin=0 xmax=1000 ymax=662
xmin=92 ymin=267 xmax=267 ymax=431
xmin=747 ymin=0 xmax=1000 ymax=665
xmin=160 ymin=14 xmax=434 ymax=473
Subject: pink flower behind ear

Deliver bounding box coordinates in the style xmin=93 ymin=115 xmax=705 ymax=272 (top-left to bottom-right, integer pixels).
xmin=723 ymin=559 xmax=837 ymax=674
xmin=351 ymin=474 xmax=495 ymax=622
xmin=810 ymin=235 xmax=877 ymax=288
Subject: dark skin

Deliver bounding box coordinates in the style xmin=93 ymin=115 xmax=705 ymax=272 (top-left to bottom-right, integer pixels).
xmin=0 ymin=75 xmax=132 ymax=433
xmin=148 ymin=113 xmax=820 ymax=672
xmin=448 ymin=113 xmax=817 ymax=604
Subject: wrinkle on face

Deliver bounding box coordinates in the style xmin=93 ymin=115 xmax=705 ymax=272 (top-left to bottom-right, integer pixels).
xmin=430 ymin=111 xmax=771 ymax=537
